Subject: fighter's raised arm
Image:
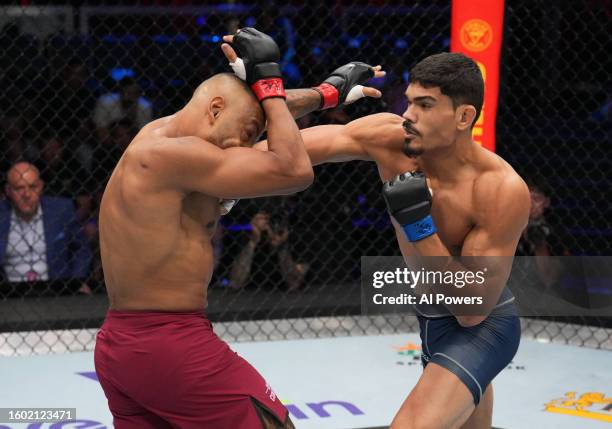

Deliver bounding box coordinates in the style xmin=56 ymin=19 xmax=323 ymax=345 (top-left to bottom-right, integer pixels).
xmin=144 ymin=29 xmax=312 ymax=199
xmin=222 ymin=40 xmax=386 ymax=120
xmin=222 ymin=44 xmax=396 ymax=165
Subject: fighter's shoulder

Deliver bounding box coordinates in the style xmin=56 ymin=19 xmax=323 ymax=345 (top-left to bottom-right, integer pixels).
xmin=473 ymin=153 xmax=530 ymax=214
xmin=125 ymin=130 xmax=216 ymax=183
xmin=132 ymin=125 xmax=213 ymax=159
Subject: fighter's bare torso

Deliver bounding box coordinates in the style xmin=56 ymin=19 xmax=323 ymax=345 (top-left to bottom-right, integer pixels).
xmin=99 ymin=117 xmax=221 ymax=311
xmin=375 ymin=152 xmax=469 ymax=256
xmin=364 ymin=113 xmax=522 ymax=257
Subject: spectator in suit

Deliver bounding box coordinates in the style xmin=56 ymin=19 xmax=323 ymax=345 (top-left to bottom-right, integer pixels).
xmin=0 ymin=162 xmax=92 ymax=293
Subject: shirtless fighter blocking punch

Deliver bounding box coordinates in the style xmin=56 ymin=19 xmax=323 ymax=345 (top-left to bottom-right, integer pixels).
xmin=94 ymin=29 xmax=382 ymax=428
xmin=223 ymin=38 xmax=531 ymax=429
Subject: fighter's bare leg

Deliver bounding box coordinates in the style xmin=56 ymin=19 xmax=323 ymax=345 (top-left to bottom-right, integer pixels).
xmin=459 ymin=385 xmax=493 ymax=429
xmin=390 ymin=362 xmax=476 ymax=429
xmin=254 ymin=399 xmax=296 ymax=429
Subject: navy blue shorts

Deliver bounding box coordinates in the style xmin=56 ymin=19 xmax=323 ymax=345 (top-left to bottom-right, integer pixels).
xmin=418 ymin=313 xmax=521 ymax=405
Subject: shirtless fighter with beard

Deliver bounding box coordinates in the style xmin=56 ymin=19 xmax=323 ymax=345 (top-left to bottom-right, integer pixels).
xmin=225 ymin=44 xmax=530 ymax=428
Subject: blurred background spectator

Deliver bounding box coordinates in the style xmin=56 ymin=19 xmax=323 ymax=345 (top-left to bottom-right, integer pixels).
xmin=93 ymin=77 xmax=151 ymax=145
xmin=35 ymin=131 xmax=89 ymax=198
xmin=517 ymin=177 xmax=570 ymax=257
xmin=91 ymin=118 xmax=137 ymax=195
xmin=229 ymin=199 xmax=309 ymax=291
xmin=37 ymin=57 xmax=97 ymax=141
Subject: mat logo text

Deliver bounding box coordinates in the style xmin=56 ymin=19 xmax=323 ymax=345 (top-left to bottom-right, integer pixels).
xmin=281 ymin=400 xmax=364 ymax=420
xmin=77 ymin=371 xmax=364 ymax=422
xmin=545 ymin=391 xmax=612 ymax=423
xmin=393 ymin=341 xmax=422 ymax=366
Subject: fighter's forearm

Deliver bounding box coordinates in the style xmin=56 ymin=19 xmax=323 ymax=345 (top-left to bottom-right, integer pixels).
xmin=285 ymin=89 xmax=322 ymax=119
xmin=262 ymin=98 xmax=313 ymax=190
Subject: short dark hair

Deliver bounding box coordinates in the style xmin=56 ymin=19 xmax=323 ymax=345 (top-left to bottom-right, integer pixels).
xmin=409 ymin=52 xmax=484 ymax=127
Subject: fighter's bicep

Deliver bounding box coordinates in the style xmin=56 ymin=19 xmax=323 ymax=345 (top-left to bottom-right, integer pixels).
xmin=202 ymin=148 xmax=308 ymax=198
xmin=306 ymin=128 xmax=372 ymax=164
xmin=146 ymin=137 xmax=300 ymax=198
xmin=256 ymin=125 xmax=371 ymax=165
xmin=344 ymin=113 xmax=406 ymax=151
xmin=255 ymin=114 xmax=404 ymax=165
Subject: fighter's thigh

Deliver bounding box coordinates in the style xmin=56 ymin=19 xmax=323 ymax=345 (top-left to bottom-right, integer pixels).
xmin=96 ymin=369 xmax=172 ymax=429
xmin=390 ymin=362 xmax=475 ymax=429
xmin=459 ymin=384 xmax=493 ymax=429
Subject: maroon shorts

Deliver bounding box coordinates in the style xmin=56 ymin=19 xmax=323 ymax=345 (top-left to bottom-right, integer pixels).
xmin=94 ymin=310 xmax=288 ymax=429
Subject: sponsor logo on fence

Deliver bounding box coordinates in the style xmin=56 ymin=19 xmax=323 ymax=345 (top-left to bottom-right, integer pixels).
xmin=460 ymin=19 xmax=493 ymax=52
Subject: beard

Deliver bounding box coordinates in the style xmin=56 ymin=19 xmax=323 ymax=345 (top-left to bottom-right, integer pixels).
xmin=402 ymin=140 xmax=424 ymax=158
xmin=402 ymin=120 xmax=423 ymax=158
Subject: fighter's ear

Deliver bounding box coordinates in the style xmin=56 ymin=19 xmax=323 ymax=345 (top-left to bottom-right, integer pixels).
xmin=456 ymin=104 xmax=477 ymax=131
xmin=208 ymin=96 xmax=225 ymax=124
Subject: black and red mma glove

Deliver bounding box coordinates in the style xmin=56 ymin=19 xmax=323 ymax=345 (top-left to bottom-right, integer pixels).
xmin=313 ymin=62 xmax=375 ymax=110
xmin=228 ymin=27 xmax=285 ymax=101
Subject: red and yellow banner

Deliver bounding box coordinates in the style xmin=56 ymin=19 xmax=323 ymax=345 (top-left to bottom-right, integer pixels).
xmin=451 ymin=0 xmax=505 ymax=152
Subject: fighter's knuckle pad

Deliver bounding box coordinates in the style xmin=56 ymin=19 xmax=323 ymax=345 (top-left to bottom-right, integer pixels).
xmin=234 ymin=29 xmax=280 ymax=65
xmin=232 ymin=28 xmax=284 ymax=99
xmin=324 ymin=61 xmax=374 ymax=104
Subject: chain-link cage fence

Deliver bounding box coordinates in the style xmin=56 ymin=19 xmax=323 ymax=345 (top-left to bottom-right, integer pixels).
xmin=0 ymin=1 xmax=610 ymax=356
